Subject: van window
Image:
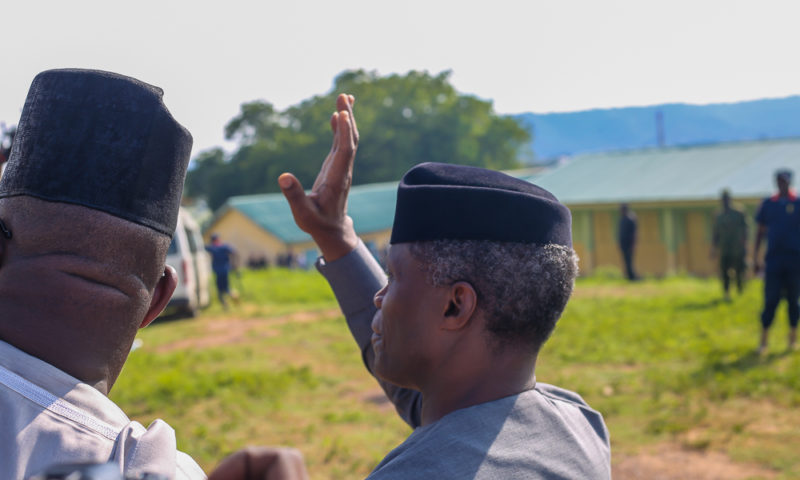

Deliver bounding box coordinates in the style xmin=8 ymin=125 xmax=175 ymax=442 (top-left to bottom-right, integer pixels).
xmin=184 ymin=227 xmax=198 ymax=253
xmin=167 ymin=236 xmax=179 ymax=255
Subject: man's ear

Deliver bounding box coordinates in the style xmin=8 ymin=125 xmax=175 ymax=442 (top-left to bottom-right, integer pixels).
xmin=441 ymin=281 xmax=478 ymax=331
xmin=140 ymin=265 xmax=177 ymax=329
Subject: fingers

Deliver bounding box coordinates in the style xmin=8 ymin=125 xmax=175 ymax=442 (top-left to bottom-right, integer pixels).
xmin=278 ymin=93 xmax=360 ymax=260
xmin=279 ymin=173 xmax=317 ymax=233
xmin=324 ymin=111 xmax=355 ymax=190
xmin=312 ymin=112 xmax=340 ymax=191
xmin=279 ymin=173 xmax=308 ymax=209
xmin=337 ymin=93 xmax=359 ymax=146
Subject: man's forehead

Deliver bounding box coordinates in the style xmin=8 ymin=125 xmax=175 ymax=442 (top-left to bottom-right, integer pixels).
xmin=386 ymin=243 xmax=413 ymax=268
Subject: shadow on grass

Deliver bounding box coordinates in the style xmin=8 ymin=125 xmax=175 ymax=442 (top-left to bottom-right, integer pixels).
xmin=649 ymin=348 xmax=794 ymax=421
xmin=681 ymin=348 xmax=794 ymax=392
xmin=699 ymin=348 xmax=791 ymax=373
xmin=673 ymin=298 xmax=727 ymax=311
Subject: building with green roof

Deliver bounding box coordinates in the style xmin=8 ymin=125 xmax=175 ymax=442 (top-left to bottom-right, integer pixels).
xmin=526 ymin=138 xmax=800 ymax=276
xmin=204 ymin=181 xmax=399 ymax=267
xmin=205 ymin=138 xmax=800 ymax=276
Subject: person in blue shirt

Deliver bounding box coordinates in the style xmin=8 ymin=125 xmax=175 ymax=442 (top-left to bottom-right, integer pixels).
xmin=205 ymin=233 xmax=238 ymax=308
xmin=753 ymin=169 xmax=800 ymax=353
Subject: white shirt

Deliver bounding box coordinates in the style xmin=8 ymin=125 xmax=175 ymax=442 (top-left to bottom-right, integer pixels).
xmin=0 ymin=340 xmax=205 ymax=479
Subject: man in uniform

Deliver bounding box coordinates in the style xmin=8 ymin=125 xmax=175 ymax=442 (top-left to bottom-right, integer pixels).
xmin=205 ymin=233 xmax=238 ymax=308
xmin=711 ymin=189 xmax=748 ymax=301
xmin=278 ymin=94 xmax=611 ymax=478
xmin=753 ymin=169 xmax=800 ymax=353
xmin=617 ymin=203 xmax=638 ymax=280
xmin=0 ymin=69 xmax=205 ymax=479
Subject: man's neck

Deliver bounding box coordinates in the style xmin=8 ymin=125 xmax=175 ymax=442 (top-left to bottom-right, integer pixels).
xmin=0 ymin=297 xmax=130 ymax=395
xmin=774 ymin=189 xmax=797 ymax=201
xmin=417 ymin=349 xmax=537 ymax=426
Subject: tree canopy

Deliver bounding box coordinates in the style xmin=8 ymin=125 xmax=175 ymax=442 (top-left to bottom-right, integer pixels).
xmin=186 ymin=70 xmax=531 ymax=210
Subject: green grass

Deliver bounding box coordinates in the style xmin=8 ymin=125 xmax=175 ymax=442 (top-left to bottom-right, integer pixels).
xmin=542 ymin=274 xmax=800 ymax=478
xmin=111 ymin=268 xmax=800 ymax=479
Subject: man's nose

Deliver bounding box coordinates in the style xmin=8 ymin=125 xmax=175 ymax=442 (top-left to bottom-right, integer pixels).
xmin=373 ymin=284 xmax=387 ymax=308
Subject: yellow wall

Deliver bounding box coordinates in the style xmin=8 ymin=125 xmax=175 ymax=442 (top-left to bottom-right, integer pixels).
xmin=206 ymin=209 xmax=394 ymax=268
xmin=572 ymin=200 xmax=758 ymax=278
xmin=637 ymin=210 xmax=669 ymax=276
xmin=591 ymin=211 xmax=621 ymax=270
xmin=204 ymin=210 xmax=290 ymax=267
xmin=362 ymin=230 xmax=391 ymax=248
xmin=210 ymin=199 xmax=758 ymax=278
xmin=685 ymin=211 xmax=716 ymax=276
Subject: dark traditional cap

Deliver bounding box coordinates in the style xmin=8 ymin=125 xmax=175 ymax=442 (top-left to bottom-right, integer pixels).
xmin=0 ymin=69 xmax=192 ymax=236
xmin=776 ymin=169 xmax=793 ymax=183
xmin=390 ymin=162 xmax=572 ymax=246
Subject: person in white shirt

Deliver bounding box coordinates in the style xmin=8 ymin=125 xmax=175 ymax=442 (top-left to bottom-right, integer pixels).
xmin=0 ymin=68 xmax=204 ymax=479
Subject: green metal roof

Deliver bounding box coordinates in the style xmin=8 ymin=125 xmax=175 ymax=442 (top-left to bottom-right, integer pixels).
xmin=526 ymin=138 xmax=800 ymax=206
xmin=224 ymin=180 xmax=399 ymax=244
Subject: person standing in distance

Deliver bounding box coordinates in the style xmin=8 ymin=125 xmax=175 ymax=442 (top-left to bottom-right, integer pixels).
xmin=753 ymin=169 xmax=800 ymax=353
xmin=205 ymin=233 xmax=238 ymax=309
xmin=618 ymin=203 xmax=638 ymax=281
xmin=711 ymin=189 xmax=748 ymax=301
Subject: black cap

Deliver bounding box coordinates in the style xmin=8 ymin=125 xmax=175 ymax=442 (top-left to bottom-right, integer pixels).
xmin=776 ymin=169 xmax=793 ymax=183
xmin=0 ymin=69 xmax=192 ymax=236
xmin=390 ymin=162 xmax=572 ymax=247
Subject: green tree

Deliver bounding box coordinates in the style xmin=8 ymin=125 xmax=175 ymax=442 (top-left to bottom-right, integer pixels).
xmin=187 ymin=70 xmax=531 ymax=210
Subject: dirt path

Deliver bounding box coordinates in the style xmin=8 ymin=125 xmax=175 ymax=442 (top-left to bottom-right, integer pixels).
xmin=613 ymin=445 xmax=776 ymax=479
xmin=155 ymin=308 xmax=341 ymax=353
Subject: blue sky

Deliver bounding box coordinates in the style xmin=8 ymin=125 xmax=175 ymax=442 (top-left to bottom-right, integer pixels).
xmin=2 ymin=0 xmax=799 ymax=155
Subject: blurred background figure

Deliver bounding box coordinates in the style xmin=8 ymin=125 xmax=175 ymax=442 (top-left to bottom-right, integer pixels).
xmin=753 ymin=169 xmax=800 ymax=353
xmin=618 ymin=203 xmax=638 ymax=281
xmin=205 ymin=233 xmax=238 ymax=309
xmin=711 ymin=189 xmax=748 ymax=301
xmin=0 ymin=124 xmax=15 ymax=179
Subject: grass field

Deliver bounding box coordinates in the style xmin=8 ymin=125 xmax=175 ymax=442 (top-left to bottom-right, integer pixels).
xmin=111 ymin=268 xmax=800 ymax=479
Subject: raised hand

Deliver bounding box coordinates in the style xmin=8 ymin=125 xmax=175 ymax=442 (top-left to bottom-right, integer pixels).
xmin=279 ymin=94 xmax=360 ymax=261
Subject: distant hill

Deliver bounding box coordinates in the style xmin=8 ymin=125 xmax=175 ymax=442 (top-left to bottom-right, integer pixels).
xmin=514 ymin=96 xmax=800 ymax=162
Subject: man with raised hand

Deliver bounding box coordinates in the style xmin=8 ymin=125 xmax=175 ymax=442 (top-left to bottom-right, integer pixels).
xmin=0 ymin=69 xmax=205 ymax=479
xmin=280 ymin=94 xmax=611 ymax=479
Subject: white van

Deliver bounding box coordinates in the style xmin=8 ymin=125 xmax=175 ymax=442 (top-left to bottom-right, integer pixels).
xmin=164 ymin=208 xmax=212 ymax=317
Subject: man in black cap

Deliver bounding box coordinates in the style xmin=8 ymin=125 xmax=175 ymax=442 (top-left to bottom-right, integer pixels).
xmin=279 ymin=95 xmax=611 ymax=478
xmin=754 ymin=168 xmax=800 ymax=353
xmin=0 ymin=69 xmax=205 ymax=478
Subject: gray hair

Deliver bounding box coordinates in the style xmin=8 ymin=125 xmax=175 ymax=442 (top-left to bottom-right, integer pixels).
xmin=408 ymin=240 xmax=579 ymax=350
